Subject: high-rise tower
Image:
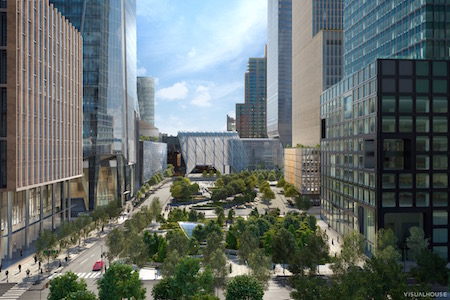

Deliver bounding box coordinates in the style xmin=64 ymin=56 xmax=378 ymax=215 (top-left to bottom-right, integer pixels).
xmin=267 ymin=0 xmax=292 ymax=148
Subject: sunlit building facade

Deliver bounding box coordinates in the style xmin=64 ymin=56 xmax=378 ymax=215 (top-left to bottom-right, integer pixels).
xmin=50 ymin=0 xmax=140 ymax=210
xmin=0 ymin=0 xmax=83 ymax=260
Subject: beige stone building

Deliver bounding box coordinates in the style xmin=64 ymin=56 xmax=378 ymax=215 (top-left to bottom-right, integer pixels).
xmin=0 ymin=0 xmax=82 ymax=261
xmin=286 ymin=0 xmax=343 ymax=199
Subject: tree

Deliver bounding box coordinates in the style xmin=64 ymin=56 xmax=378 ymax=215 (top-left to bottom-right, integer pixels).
xmin=209 ymin=170 xmax=214 ymax=177
xmin=411 ymin=248 xmax=448 ymax=286
xmin=49 ymin=271 xmax=88 ymax=300
xmin=202 ymin=170 xmax=208 ymax=178
xmin=284 ymin=185 xmax=297 ymax=198
xmin=248 ymin=248 xmax=271 ymax=289
xmin=162 ymin=249 xmax=181 ymax=277
xmin=225 ymin=275 xmax=264 ymax=300
xmin=331 ymin=231 xmax=366 ymax=275
xmin=215 ymin=170 xmax=221 ymax=178
xmin=106 ymin=228 xmax=125 ymax=261
xmin=272 ymin=228 xmax=297 ymax=275
xmin=64 ymin=290 xmax=97 ymax=300
xmin=157 ymin=238 xmax=168 ymax=262
xmin=206 ymin=248 xmax=227 ymax=293
xmin=35 ymin=229 xmax=57 ymax=269
xmin=267 ymin=172 xmax=276 ymax=182
xmin=276 ymin=178 xmax=286 ymax=188
xmin=98 ymin=263 xmax=146 ymax=300
xmin=406 ymin=226 xmax=429 ymax=261
xmin=214 ymin=207 xmax=225 ymax=226
xmin=238 ymin=230 xmax=259 ymax=264
xmin=227 ymin=209 xmax=235 ymax=224
xmin=150 ymin=197 xmax=162 ymax=221
xmin=203 ymin=231 xmax=224 ymax=264
xmin=215 ymin=178 xmax=224 ymax=188
xmin=167 ymin=229 xmax=190 ymax=257
xmin=126 ymin=231 xmax=147 ymax=267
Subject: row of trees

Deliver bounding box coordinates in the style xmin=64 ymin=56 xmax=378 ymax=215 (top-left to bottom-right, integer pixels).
xmin=202 ymin=170 xmax=221 ymax=178
xmin=135 ymin=172 xmax=165 ymax=200
xmin=36 ymin=201 xmax=122 ymax=269
xmin=48 ymin=263 xmax=146 ymax=300
xmin=106 ymin=198 xmax=162 ymax=266
xmin=277 ymin=179 xmax=312 ymax=210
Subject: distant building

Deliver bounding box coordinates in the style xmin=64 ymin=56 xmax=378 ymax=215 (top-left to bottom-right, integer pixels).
xmin=236 ymin=56 xmax=267 ymax=138
xmin=227 ymin=115 xmax=236 ymax=131
xmin=139 ymin=141 xmax=167 ymax=185
xmin=178 ymin=132 xmax=248 ymax=175
xmin=137 ymin=77 xmax=158 ymax=138
xmin=267 ymin=0 xmax=292 ymax=147
xmin=241 ymin=139 xmax=284 ymax=171
xmin=0 ymin=0 xmax=83 ymax=261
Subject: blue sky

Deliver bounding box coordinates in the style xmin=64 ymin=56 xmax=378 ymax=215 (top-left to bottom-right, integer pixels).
xmin=136 ymin=0 xmax=267 ymax=135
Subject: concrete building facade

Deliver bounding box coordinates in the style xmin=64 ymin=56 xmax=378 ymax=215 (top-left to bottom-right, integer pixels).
xmin=0 ymin=0 xmax=83 ymax=260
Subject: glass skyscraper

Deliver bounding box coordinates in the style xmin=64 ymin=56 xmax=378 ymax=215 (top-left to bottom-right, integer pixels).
xmin=344 ymin=0 xmax=450 ymax=76
xmin=236 ymin=57 xmax=267 ymax=139
xmin=50 ymin=0 xmax=140 ymax=209
xmin=267 ymin=0 xmax=292 ymax=148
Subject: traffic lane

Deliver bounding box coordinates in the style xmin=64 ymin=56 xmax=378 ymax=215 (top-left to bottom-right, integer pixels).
xmin=62 ymin=240 xmax=107 ymax=274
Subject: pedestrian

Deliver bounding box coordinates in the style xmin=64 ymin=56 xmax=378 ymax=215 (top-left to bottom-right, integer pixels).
xmin=34 ymin=255 xmax=37 ymax=264
xmin=0 ymin=263 xmax=2 ymax=272
xmin=20 ymin=250 xmax=22 ymax=257
xmin=40 ymin=269 xmax=43 ymax=275
xmin=332 ymin=239 xmax=334 ymax=245
xmin=325 ymin=229 xmax=327 ymax=234
xmin=18 ymin=264 xmax=21 ymax=273
xmin=65 ymin=256 xmax=68 ymax=263
xmin=38 ymin=261 xmax=41 ymax=269
xmin=337 ymin=236 xmax=340 ymax=243
xmin=26 ymin=269 xmax=30 ymax=277
xmin=59 ymin=261 xmax=62 ymax=268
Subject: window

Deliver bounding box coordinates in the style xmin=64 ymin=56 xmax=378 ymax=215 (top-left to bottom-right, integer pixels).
xmin=433 ymin=229 xmax=448 ymax=243
xmin=433 ymin=61 xmax=447 ymax=77
xmin=433 ymin=211 xmax=448 ymax=225
xmin=416 ymin=117 xmax=429 ymax=133
xmin=399 ymin=96 xmax=412 ymax=113
xmin=416 ymin=79 xmax=429 ymax=93
xmin=383 ymin=139 xmax=405 ymax=170
xmin=416 ymin=174 xmax=430 ymax=188
xmin=433 ymin=192 xmax=448 ymax=207
xmin=382 ymin=96 xmax=396 ymax=113
xmin=416 ymin=155 xmax=430 ymax=170
xmin=416 ymin=137 xmax=429 ymax=152
xmin=433 ymin=174 xmax=448 ymax=188
xmin=399 ymin=117 xmax=412 ymax=132
xmin=382 ymin=192 xmax=395 ymax=207
xmin=433 ymin=97 xmax=447 ymax=113
xmin=433 ymin=156 xmax=448 ymax=170
xmin=416 ymin=192 xmax=429 ymax=207
xmin=382 ymin=116 xmax=396 ymax=133
xmin=344 ymin=96 xmax=352 ymax=119
xmin=382 ymin=174 xmax=395 ymax=189
xmin=399 ymin=192 xmax=413 ymax=207
xmin=433 ymin=117 xmax=447 ymax=133
xmin=399 ymin=173 xmax=412 ymax=188
xmin=433 ymin=136 xmax=447 ymax=151
xmin=416 ymin=61 xmax=429 ymax=76
xmin=416 ymin=97 xmax=429 ymax=113
xmin=382 ymin=79 xmax=396 ymax=93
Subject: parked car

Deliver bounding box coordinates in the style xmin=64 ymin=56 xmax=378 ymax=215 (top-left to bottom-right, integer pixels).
xmin=93 ymin=260 xmax=105 ymax=271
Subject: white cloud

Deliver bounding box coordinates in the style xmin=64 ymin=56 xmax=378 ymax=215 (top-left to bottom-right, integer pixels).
xmin=188 ymin=47 xmax=197 ymax=58
xmin=156 ymin=82 xmax=189 ymax=100
xmin=154 ymin=77 xmax=160 ymax=86
xmin=137 ymin=67 xmax=147 ymax=76
xmin=191 ymin=85 xmax=212 ymax=107
xmin=227 ymin=111 xmax=236 ymax=119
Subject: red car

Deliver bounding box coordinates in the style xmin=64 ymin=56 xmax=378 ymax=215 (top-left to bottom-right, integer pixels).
xmin=93 ymin=260 xmax=105 ymax=271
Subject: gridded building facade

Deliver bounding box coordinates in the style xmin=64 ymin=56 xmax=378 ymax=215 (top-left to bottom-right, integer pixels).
xmin=137 ymin=77 xmax=155 ymax=127
xmin=241 ymin=138 xmax=284 ymax=171
xmin=321 ymin=59 xmax=450 ymax=260
xmin=267 ymin=0 xmax=292 ymax=147
xmin=0 ymin=0 xmax=83 ymax=260
xmin=344 ymin=0 xmax=450 ymax=76
xmin=285 ymin=148 xmax=320 ymax=200
xmin=178 ymin=132 xmax=248 ymax=175
xmin=236 ymin=57 xmax=267 ymax=138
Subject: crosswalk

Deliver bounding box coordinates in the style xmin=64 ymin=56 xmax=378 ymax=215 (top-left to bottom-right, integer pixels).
xmin=0 ymin=283 xmax=32 ymax=300
xmin=49 ymin=272 xmax=102 ymax=280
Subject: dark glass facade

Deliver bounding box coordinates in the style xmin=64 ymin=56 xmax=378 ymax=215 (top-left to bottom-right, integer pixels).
xmin=321 ymin=59 xmax=450 ymax=260
xmin=267 ymin=0 xmax=292 ymax=147
xmin=50 ymin=0 xmax=139 ymax=208
xmin=344 ymin=0 xmax=450 ymax=76
xmin=236 ymin=57 xmax=267 ymax=138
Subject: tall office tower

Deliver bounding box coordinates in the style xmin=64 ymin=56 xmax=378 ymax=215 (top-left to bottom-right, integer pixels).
xmin=0 ymin=0 xmax=83 ymax=261
xmin=321 ymin=1 xmax=450 ymax=259
xmin=267 ymin=0 xmax=292 ymax=148
xmin=227 ymin=115 xmax=236 ymax=131
xmin=49 ymin=0 xmax=140 ymax=210
xmin=344 ymin=0 xmax=450 ymax=76
xmin=236 ymin=57 xmax=267 ymax=138
xmin=285 ymin=0 xmax=343 ymax=199
xmin=137 ymin=77 xmax=159 ymax=138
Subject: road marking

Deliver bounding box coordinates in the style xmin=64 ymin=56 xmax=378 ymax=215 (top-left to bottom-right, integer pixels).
xmin=90 ymin=253 xmax=95 ymax=257
xmin=78 ymin=272 xmax=86 ymax=278
xmin=0 ymin=283 xmax=32 ymax=300
xmin=79 ymin=258 xmax=88 ymax=265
